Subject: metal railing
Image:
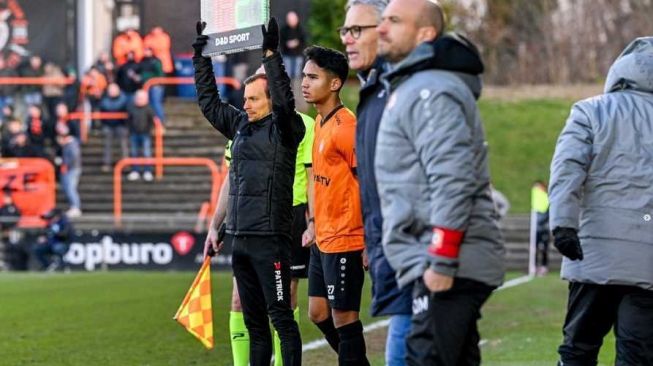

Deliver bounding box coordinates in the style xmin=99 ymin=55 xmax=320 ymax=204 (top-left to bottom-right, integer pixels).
xmin=112 ymin=157 xmax=226 ymax=228
xmin=65 ymin=112 xmax=165 ymax=179
xmin=0 ymin=76 xmax=236 ymax=228
xmin=0 ymin=76 xmax=75 ymax=86
xmin=142 ymin=76 xmax=241 ymax=91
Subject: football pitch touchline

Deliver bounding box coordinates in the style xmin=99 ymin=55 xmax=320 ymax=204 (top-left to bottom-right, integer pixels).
xmin=495 ymin=274 xmax=534 ymax=291
xmin=301 ymin=275 xmax=534 ymax=353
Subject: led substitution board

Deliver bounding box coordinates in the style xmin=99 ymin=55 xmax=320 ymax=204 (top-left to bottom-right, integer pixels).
xmin=200 ymin=0 xmax=270 ymax=56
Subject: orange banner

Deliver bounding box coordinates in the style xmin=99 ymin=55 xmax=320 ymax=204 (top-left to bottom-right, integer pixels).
xmin=0 ymin=158 xmax=56 ymax=228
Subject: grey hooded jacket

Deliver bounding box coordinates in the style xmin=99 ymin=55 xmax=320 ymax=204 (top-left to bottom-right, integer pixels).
xmin=375 ymin=42 xmax=505 ymax=289
xmin=549 ymin=37 xmax=653 ymax=290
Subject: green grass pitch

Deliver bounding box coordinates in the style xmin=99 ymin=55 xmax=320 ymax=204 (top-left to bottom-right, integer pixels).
xmin=0 ymin=271 xmax=372 ymax=365
xmin=0 ymin=271 xmax=619 ymax=365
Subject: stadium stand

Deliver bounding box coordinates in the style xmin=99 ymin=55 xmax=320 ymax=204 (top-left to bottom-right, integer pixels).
xmin=502 ymin=215 xmax=561 ymax=271
xmin=55 ymin=98 xmax=228 ymax=232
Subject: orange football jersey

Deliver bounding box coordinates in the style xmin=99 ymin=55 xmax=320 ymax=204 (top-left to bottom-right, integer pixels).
xmin=312 ymin=106 xmax=364 ymax=253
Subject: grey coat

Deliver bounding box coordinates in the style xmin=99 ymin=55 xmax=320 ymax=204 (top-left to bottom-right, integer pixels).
xmin=549 ymin=37 xmax=653 ymax=290
xmin=375 ymin=43 xmax=505 ymax=289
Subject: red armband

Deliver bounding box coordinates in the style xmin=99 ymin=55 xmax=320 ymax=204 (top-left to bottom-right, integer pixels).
xmin=428 ymin=227 xmax=464 ymax=259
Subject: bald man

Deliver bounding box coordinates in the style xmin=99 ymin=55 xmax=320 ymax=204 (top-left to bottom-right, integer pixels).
xmin=375 ymin=1 xmax=505 ymax=365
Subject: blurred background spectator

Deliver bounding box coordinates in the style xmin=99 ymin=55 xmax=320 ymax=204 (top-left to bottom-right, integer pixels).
xmin=0 ymin=57 xmax=17 ymax=112
xmin=113 ymin=29 xmax=144 ymax=66
xmin=127 ymin=89 xmax=154 ymax=182
xmin=2 ymin=119 xmax=23 ymax=156
xmin=116 ymin=51 xmax=142 ymax=106
xmin=99 ymin=83 xmax=129 ymax=172
xmin=0 ymin=191 xmax=21 ymax=233
xmin=140 ymin=47 xmax=165 ymax=123
xmin=80 ymin=66 xmax=108 ymax=131
xmin=56 ymin=124 xmax=82 ymax=218
xmin=0 ymin=191 xmax=22 ymax=271
xmin=280 ymin=11 xmax=306 ymax=80
xmin=25 ymin=104 xmax=48 ymax=156
xmin=19 ymin=56 xmax=44 ymax=115
xmin=144 ymin=26 xmax=173 ymax=75
xmin=42 ymin=62 xmax=65 ymax=124
xmin=280 ymin=11 xmax=308 ymax=111
xmin=62 ymin=66 xmax=81 ymax=112
xmin=8 ymin=132 xmax=40 ymax=158
xmin=1 ymin=104 xmax=16 ymax=126
xmin=532 ymin=180 xmax=550 ymax=276
xmin=94 ymin=52 xmax=115 ymax=82
xmin=33 ymin=208 xmax=73 ymax=272
xmin=54 ymin=102 xmax=79 ymax=141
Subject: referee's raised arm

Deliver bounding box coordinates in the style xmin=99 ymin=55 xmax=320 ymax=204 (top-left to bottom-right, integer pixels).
xmin=192 ymin=21 xmax=243 ymax=140
xmin=191 ymin=17 xmax=304 ymax=366
xmin=261 ymin=18 xmax=305 ymax=147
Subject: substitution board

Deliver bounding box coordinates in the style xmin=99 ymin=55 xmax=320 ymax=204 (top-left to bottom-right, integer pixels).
xmin=201 ymin=0 xmax=270 ymax=56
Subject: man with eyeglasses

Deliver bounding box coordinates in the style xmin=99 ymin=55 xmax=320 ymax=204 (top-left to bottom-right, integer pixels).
xmin=338 ymin=24 xmax=377 ymax=40
xmin=339 ymin=1 xmax=413 ymax=366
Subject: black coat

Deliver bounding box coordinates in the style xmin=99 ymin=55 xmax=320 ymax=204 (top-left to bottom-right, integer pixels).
xmin=0 ymin=203 xmax=20 ymax=230
xmin=127 ymin=105 xmax=155 ymax=134
xmin=116 ymin=61 xmax=142 ymax=93
xmin=0 ymin=68 xmax=18 ymax=96
xmin=280 ymin=25 xmax=306 ymax=56
xmin=356 ymin=59 xmax=412 ymax=316
xmin=193 ymin=52 xmax=304 ymax=238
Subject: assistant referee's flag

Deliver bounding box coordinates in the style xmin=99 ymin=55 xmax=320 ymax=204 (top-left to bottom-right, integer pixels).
xmin=173 ymin=257 xmax=214 ymax=349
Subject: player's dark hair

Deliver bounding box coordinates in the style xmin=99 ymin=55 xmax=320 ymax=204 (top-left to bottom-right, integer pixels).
xmin=303 ymin=46 xmax=349 ymax=88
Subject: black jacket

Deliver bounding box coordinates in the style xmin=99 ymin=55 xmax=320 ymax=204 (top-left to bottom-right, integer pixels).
xmin=280 ymin=25 xmax=306 ymax=56
xmin=193 ymin=52 xmax=304 ymax=238
xmin=47 ymin=215 xmax=73 ymax=243
xmin=127 ymin=105 xmax=155 ymax=134
xmin=0 ymin=203 xmax=20 ymax=230
xmin=19 ymin=64 xmax=44 ymax=94
xmin=116 ymin=61 xmax=142 ymax=93
xmin=0 ymin=68 xmax=18 ymax=96
xmin=356 ymin=59 xmax=411 ymax=316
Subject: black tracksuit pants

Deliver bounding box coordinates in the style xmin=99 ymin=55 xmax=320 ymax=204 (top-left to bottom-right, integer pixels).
xmin=406 ymin=278 xmax=494 ymax=366
xmin=232 ymin=235 xmax=302 ymax=366
xmin=558 ymin=282 xmax=653 ymax=366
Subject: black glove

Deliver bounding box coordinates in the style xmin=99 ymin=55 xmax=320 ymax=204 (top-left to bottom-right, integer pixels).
xmin=553 ymin=227 xmax=583 ymax=261
xmin=261 ymin=17 xmax=279 ymax=53
xmin=192 ymin=21 xmax=209 ymax=57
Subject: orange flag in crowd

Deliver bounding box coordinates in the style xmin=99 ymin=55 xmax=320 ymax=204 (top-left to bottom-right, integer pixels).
xmin=173 ymin=257 xmax=214 ymax=349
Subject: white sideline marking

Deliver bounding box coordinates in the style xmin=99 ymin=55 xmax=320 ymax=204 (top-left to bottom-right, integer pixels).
xmin=301 ymin=275 xmax=534 ymax=353
xmin=302 ymin=318 xmax=392 ymax=352
xmin=496 ymin=275 xmax=534 ymax=291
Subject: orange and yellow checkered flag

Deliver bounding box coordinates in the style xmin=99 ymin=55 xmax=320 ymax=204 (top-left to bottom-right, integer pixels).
xmin=173 ymin=257 xmax=214 ymax=349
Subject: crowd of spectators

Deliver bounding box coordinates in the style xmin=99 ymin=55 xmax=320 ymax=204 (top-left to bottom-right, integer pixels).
xmin=0 ymin=26 xmax=173 ymax=221
xmin=0 ymin=14 xmax=312 ymax=271
xmin=0 ymin=26 xmax=171 ymax=271
xmin=0 ymin=14 xmax=306 ymax=222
